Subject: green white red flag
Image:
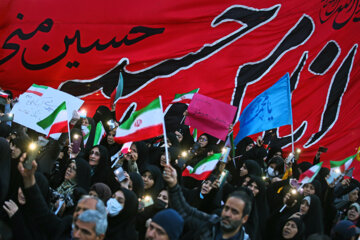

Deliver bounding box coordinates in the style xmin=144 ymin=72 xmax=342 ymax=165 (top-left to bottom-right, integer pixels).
xmin=182 ymin=153 xmax=221 ymax=180
xmin=25 ymin=84 xmax=49 ymax=96
xmin=298 ymin=162 xmax=323 ymax=184
xmin=172 ymin=88 xmax=199 ymax=104
xmin=36 ymin=101 xmax=68 ymax=140
xmin=0 ymin=90 xmax=9 ymax=98
xmin=93 ymin=121 xmax=106 ymax=146
xmin=330 ymin=148 xmax=360 ymax=172
xmin=114 ymin=97 xmax=163 ymax=143
xmin=82 ymin=125 xmax=92 ymax=146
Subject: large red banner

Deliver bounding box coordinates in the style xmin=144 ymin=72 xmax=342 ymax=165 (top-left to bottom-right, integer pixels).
xmin=0 ymin=0 xmax=359 ymax=172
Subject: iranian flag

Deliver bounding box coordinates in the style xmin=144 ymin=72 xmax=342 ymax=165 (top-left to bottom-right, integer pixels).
xmin=37 ymin=101 xmax=68 ymax=140
xmin=298 ymin=162 xmax=323 ymax=184
xmin=82 ymin=125 xmax=92 ymax=146
xmin=182 ymin=153 xmax=221 ymax=180
xmin=25 ymin=84 xmax=49 ymax=96
xmin=93 ymin=121 xmax=106 ymax=146
xmin=0 ymin=90 xmax=9 ymax=98
xmin=330 ymin=155 xmax=356 ymax=172
xmin=114 ymin=97 xmax=163 ymax=143
xmin=172 ymin=88 xmax=199 ymax=104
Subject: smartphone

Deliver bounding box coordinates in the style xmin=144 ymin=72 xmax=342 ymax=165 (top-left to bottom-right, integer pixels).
xmin=107 ymin=119 xmax=116 ymax=131
xmin=114 ymin=167 xmax=126 ymax=182
xmin=219 ymin=147 xmax=231 ymax=163
xmin=72 ymin=134 xmax=82 ymax=154
xmin=318 ymin=146 xmax=328 ymax=153
xmin=219 ymin=170 xmax=229 ymax=187
xmin=0 ymin=113 xmax=14 ymax=122
xmin=24 ymin=142 xmax=38 ymax=170
xmin=139 ymin=196 xmax=154 ymax=209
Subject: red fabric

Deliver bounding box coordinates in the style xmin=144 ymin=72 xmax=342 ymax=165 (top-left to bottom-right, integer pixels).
xmin=48 ymin=120 xmax=68 ymax=136
xmin=114 ymin=124 xmax=163 ymax=144
xmin=0 ymin=0 xmax=359 ymax=179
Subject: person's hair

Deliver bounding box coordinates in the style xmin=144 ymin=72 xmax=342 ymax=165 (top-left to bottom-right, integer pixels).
xmin=78 ymin=195 xmax=107 ymax=216
xmin=228 ymin=191 xmax=252 ymax=216
xmin=78 ymin=209 xmax=108 ymax=236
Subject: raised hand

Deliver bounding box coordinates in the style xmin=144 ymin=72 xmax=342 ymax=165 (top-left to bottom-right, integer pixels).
xmin=162 ymin=164 xmax=178 ymax=188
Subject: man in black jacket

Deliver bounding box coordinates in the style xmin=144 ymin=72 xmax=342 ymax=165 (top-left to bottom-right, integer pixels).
xmin=163 ymin=164 xmax=252 ymax=240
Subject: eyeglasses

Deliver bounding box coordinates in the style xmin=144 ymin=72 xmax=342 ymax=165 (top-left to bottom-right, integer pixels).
xmin=198 ymin=137 xmax=207 ymax=142
xmin=67 ymin=165 xmax=77 ymax=172
xmin=90 ymin=150 xmax=100 ymax=156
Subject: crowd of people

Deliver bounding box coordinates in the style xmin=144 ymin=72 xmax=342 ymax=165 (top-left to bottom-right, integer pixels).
xmin=0 ymin=91 xmax=360 ymax=240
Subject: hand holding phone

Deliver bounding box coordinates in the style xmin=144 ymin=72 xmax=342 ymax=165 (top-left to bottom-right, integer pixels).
xmin=0 ymin=113 xmax=14 ymax=123
xmin=72 ymin=134 xmax=82 ymax=154
xmin=24 ymin=142 xmax=38 ymax=170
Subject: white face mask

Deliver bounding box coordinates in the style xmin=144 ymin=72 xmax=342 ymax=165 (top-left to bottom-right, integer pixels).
xmin=267 ymin=167 xmax=278 ymax=177
xmin=106 ymin=198 xmax=123 ymax=217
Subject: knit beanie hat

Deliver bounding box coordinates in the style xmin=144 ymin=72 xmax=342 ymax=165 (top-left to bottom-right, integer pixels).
xmin=152 ymin=209 xmax=184 ymax=240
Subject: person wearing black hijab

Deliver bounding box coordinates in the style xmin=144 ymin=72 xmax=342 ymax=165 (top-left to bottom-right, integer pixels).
xmin=128 ymin=172 xmax=144 ymax=198
xmin=3 ymin=172 xmax=49 ymax=240
xmin=100 ymin=128 xmax=122 ymax=157
xmin=141 ymin=165 xmax=164 ymax=201
xmin=293 ymin=195 xmax=324 ymax=238
xmin=86 ymin=145 xmax=119 ymax=192
xmin=247 ymin=175 xmax=269 ymax=240
xmin=0 ymin=138 xmax=11 ymax=219
xmin=122 ymin=141 xmax=150 ymax=174
xmin=105 ymin=187 xmax=138 ymax=240
xmin=48 ymin=158 xmax=91 ymax=216
xmin=279 ymin=217 xmax=305 ymax=240
xmin=89 ymin=183 xmax=112 ymax=205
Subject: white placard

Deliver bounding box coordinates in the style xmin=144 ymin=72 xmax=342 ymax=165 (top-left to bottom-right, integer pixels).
xmin=11 ymin=86 xmax=83 ymax=135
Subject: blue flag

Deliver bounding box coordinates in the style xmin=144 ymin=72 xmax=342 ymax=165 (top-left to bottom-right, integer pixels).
xmin=234 ymin=73 xmax=293 ymax=145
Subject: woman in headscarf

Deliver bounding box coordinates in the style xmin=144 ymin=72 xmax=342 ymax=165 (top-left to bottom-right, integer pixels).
xmin=89 ymin=183 xmax=112 ymax=205
xmin=49 ymin=158 xmax=91 ymax=215
xmin=105 ymin=187 xmax=138 ymax=240
xmin=246 ymin=175 xmax=269 ymax=240
xmin=122 ymin=141 xmax=149 ymax=174
xmin=86 ymin=145 xmax=119 ymax=192
xmin=128 ymin=172 xmax=144 ymax=199
xmin=140 ymin=165 xmax=164 ymax=201
xmin=182 ymin=175 xmax=222 ymax=214
xmin=292 ymin=195 xmax=324 ymax=238
xmin=100 ymin=128 xmax=122 ymax=157
xmin=278 ymin=217 xmax=305 ymax=240
xmin=3 ymin=172 xmax=49 ymax=240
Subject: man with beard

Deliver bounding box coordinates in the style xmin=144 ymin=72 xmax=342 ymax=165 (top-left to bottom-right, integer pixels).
xmin=17 ymin=154 xmax=107 ymax=239
xmin=162 ymin=164 xmax=251 ymax=240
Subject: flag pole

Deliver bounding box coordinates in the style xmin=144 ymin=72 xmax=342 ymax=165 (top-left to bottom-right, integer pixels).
xmin=291 ymin=124 xmax=295 ymax=153
xmin=67 ymin=115 xmax=72 ymax=146
xmin=159 ymin=95 xmax=170 ymax=165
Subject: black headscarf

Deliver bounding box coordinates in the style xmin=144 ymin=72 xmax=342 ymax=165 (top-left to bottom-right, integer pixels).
xmin=129 ymin=172 xmax=144 ymax=198
xmin=0 ymin=138 xmax=11 ymax=205
xmin=106 ymin=188 xmax=138 ymax=240
xmin=301 ymin=195 xmax=324 ymax=237
xmin=86 ymin=145 xmax=118 ymax=191
xmin=74 ymin=158 xmax=91 ymax=192
xmin=141 ymin=165 xmax=164 ymax=200
xmin=235 ymin=137 xmax=254 ymax=157
xmin=244 ymin=160 xmax=262 ymax=177
xmin=280 ymin=217 xmax=305 ymax=240
xmin=133 ymin=141 xmax=149 ymax=172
